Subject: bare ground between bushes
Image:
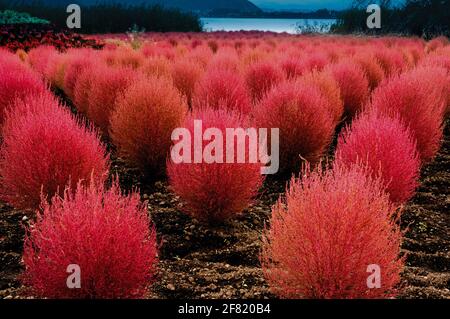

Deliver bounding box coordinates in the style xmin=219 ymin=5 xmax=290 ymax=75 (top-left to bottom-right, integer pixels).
xmin=0 ymin=119 xmax=449 ymax=299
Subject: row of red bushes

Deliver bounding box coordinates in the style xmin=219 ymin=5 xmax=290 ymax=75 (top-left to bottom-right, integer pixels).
xmin=0 ymin=24 xmax=103 ymax=52
xmin=0 ymin=34 xmax=448 ymax=298
xmin=0 ymin=50 xmax=157 ymax=298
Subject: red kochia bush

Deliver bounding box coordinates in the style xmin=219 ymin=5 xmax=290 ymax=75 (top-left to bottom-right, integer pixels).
xmin=73 ymin=67 xmax=94 ymax=115
xmin=299 ymin=70 xmax=344 ymax=124
xmin=167 ymin=109 xmax=264 ymax=222
xmin=110 ymin=77 xmax=187 ymax=176
xmin=261 ymin=164 xmax=404 ymax=299
xmin=254 ymin=81 xmax=334 ymax=174
xmin=27 ymin=46 xmax=59 ymax=77
xmin=87 ymin=66 xmax=137 ymax=134
xmin=245 ymin=61 xmax=283 ymax=104
xmin=353 ymin=52 xmax=385 ymax=90
xmin=335 ymin=111 xmax=420 ymax=204
xmin=370 ymin=68 xmax=445 ymax=164
xmin=171 ymin=59 xmax=203 ymax=107
xmin=327 ymin=59 xmax=369 ymax=117
xmin=193 ymin=69 xmax=251 ymax=114
xmin=0 ymin=62 xmax=47 ymax=126
xmin=63 ymin=53 xmax=95 ymax=100
xmin=0 ymin=96 xmax=109 ymax=210
xmin=22 ymin=181 xmax=157 ymax=299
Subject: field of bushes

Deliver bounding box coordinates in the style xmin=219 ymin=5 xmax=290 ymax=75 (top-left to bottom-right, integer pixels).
xmin=0 ymin=32 xmax=449 ymax=299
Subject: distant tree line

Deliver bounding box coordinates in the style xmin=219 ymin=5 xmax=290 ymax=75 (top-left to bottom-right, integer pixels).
xmin=205 ymin=9 xmax=339 ymax=19
xmin=0 ymin=1 xmax=203 ymax=33
xmin=332 ymin=0 xmax=450 ymax=38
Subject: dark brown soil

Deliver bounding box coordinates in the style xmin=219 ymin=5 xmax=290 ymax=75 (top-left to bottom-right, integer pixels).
xmin=1 ymin=120 xmax=449 ymax=299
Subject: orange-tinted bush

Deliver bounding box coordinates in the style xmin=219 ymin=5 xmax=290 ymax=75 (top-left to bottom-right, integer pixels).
xmin=254 ymin=81 xmax=334 ymax=174
xmin=299 ymin=70 xmax=344 ymax=124
xmin=261 ymin=164 xmax=404 ymax=298
xmin=327 ymin=59 xmax=369 ymax=117
xmin=87 ymin=66 xmax=137 ymax=134
xmin=110 ymin=77 xmax=187 ymax=176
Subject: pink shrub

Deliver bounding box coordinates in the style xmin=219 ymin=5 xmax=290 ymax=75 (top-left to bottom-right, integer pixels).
xmin=374 ymin=48 xmax=405 ymax=77
xmin=0 ymin=96 xmax=109 ymax=210
xmin=171 ymin=59 xmax=203 ymax=107
xmin=193 ymin=69 xmax=251 ymax=114
xmin=1 ymin=92 xmax=57 ymax=136
xmin=27 ymin=46 xmax=59 ymax=77
xmin=44 ymin=54 xmax=69 ymax=89
xmin=370 ymin=68 xmax=445 ymax=163
xmin=0 ymin=63 xmax=47 ymax=126
xmin=63 ymin=52 xmax=96 ymax=100
xmin=254 ymin=81 xmax=334 ymax=174
xmin=167 ymin=109 xmax=264 ymax=222
xmin=22 ymin=180 xmax=157 ymax=298
xmin=299 ymin=70 xmax=344 ymax=124
xmin=335 ymin=111 xmax=420 ymax=204
xmin=425 ymin=36 xmax=449 ymax=53
xmin=140 ymin=56 xmax=172 ymax=79
xmin=353 ymin=52 xmax=385 ymax=90
xmin=245 ymin=61 xmax=283 ymax=104
xmin=208 ymin=49 xmax=241 ymax=72
xmin=87 ymin=66 xmax=137 ymax=134
xmin=73 ymin=66 xmax=99 ymax=115
xmin=110 ymin=77 xmax=187 ymax=176
xmin=261 ymin=164 xmax=404 ymax=298
xmin=327 ymin=59 xmax=369 ymax=117
xmin=279 ymin=55 xmax=306 ymax=79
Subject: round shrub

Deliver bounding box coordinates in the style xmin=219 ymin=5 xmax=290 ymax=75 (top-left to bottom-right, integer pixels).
xmin=73 ymin=67 xmax=95 ymax=115
xmin=327 ymin=59 xmax=369 ymax=117
xmin=171 ymin=59 xmax=203 ymax=107
xmin=374 ymin=48 xmax=405 ymax=77
xmin=44 ymin=54 xmax=69 ymax=90
xmin=335 ymin=111 xmax=420 ymax=204
xmin=0 ymin=62 xmax=47 ymax=126
xmin=299 ymin=70 xmax=344 ymax=124
xmin=0 ymin=96 xmax=110 ymax=210
xmin=140 ymin=56 xmax=172 ymax=79
xmin=354 ymin=52 xmax=385 ymax=90
xmin=370 ymin=68 xmax=445 ymax=164
xmin=167 ymin=109 xmax=264 ymax=222
xmin=261 ymin=164 xmax=404 ymax=299
xmin=279 ymin=54 xmax=306 ymax=79
xmin=245 ymin=61 xmax=283 ymax=104
xmin=254 ymin=81 xmax=334 ymax=174
xmin=22 ymin=180 xmax=157 ymax=298
xmin=193 ymin=69 xmax=251 ymax=114
xmin=63 ymin=52 xmax=95 ymax=100
xmin=27 ymin=46 xmax=59 ymax=77
xmin=110 ymin=76 xmax=188 ymax=176
xmin=87 ymin=66 xmax=137 ymax=134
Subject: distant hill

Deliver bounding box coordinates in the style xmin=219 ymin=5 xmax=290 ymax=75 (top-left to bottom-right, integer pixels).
xmin=22 ymin=0 xmax=262 ymax=14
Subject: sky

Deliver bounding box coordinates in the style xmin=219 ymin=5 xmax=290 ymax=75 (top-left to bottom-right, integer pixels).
xmin=251 ymin=0 xmax=403 ymax=11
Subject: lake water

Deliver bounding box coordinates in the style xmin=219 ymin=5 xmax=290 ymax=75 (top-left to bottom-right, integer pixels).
xmin=200 ymin=18 xmax=336 ymax=34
